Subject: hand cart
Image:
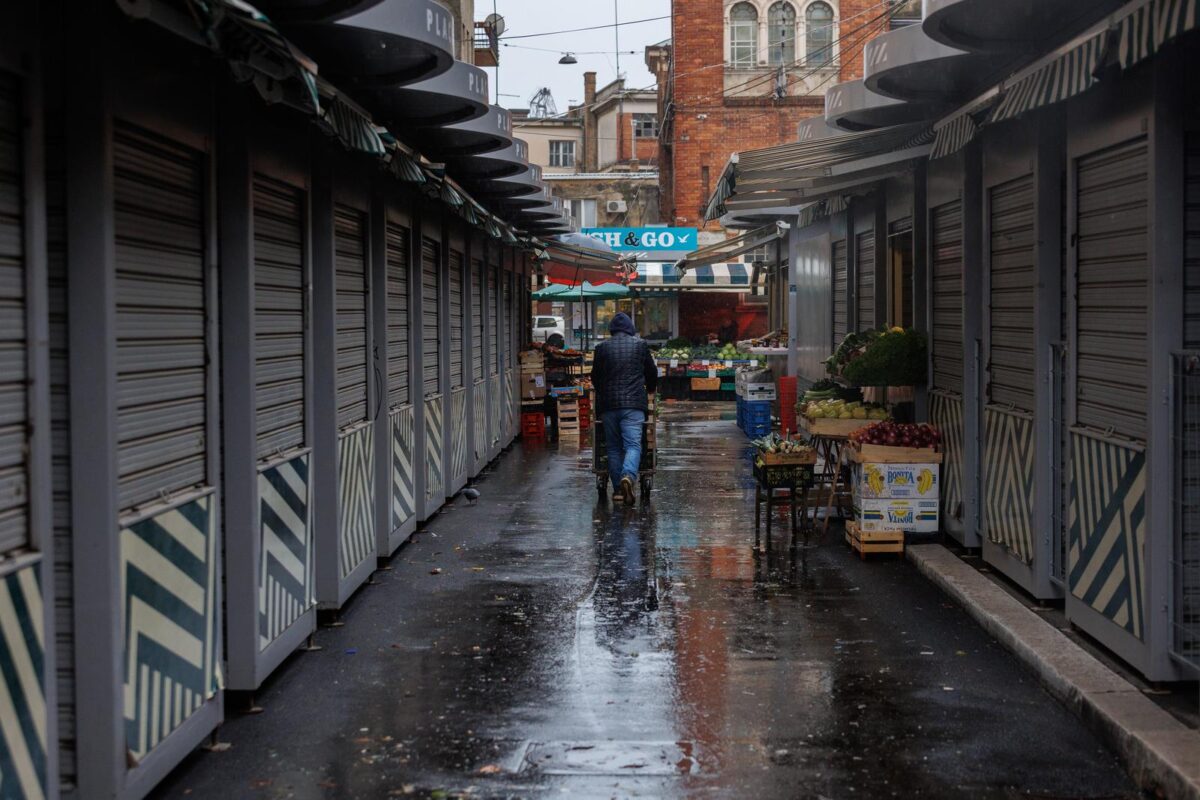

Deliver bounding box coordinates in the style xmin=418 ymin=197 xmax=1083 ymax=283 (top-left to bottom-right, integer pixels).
xmin=592 ymin=399 xmax=658 ymax=501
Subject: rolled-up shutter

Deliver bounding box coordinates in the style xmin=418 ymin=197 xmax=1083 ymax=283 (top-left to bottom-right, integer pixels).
xmin=855 ymin=229 xmax=875 ymax=331
xmin=1076 ymin=139 xmax=1148 ymax=441
xmin=831 ymin=239 xmax=847 ymax=346
xmin=386 ymin=220 xmax=409 ymax=408
xmin=114 ymin=121 xmax=208 ymax=511
xmin=450 ymin=249 xmax=464 ymax=388
xmin=931 ymin=200 xmax=963 ymax=393
xmin=334 ymin=205 xmax=368 ymax=428
xmin=0 ymin=72 xmax=28 ymax=552
xmin=471 ymin=257 xmax=483 ymax=380
xmin=503 ymin=271 xmax=512 ymax=368
xmin=489 ymin=261 xmax=499 ymax=375
xmin=1187 ymin=134 xmax=1200 ymax=349
xmin=422 ymin=237 xmax=441 ymax=396
xmin=988 ymin=174 xmax=1035 ymax=412
xmin=253 ymin=176 xmax=306 ymax=459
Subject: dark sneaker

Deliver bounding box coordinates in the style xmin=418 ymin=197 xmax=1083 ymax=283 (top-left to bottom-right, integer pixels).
xmin=611 ymin=487 xmax=626 ymax=504
xmin=620 ymin=476 xmax=635 ymax=505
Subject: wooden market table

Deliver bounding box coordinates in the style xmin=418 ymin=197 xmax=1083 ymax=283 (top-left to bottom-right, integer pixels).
xmin=752 ymin=454 xmax=817 ymax=543
xmin=797 ymin=416 xmax=874 ymax=533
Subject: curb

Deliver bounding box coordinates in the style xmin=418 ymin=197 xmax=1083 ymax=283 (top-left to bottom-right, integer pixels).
xmin=907 ymin=544 xmax=1200 ymax=800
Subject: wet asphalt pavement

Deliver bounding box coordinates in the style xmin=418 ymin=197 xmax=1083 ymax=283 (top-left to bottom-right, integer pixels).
xmin=155 ymin=403 xmax=1141 ymax=799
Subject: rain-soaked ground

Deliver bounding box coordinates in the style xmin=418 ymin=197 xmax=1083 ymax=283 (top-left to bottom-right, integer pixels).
xmin=155 ymin=403 xmax=1142 ymax=799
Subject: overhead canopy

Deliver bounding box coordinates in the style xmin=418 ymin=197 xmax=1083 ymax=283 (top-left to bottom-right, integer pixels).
xmin=674 ymin=223 xmax=785 ymax=271
xmin=537 ymin=235 xmax=632 ymax=286
xmin=282 ymin=0 xmax=455 ymax=86
xmin=923 ymin=0 xmax=1126 ymax=54
xmin=406 ymin=104 xmax=513 ymax=157
xmin=254 ymin=0 xmax=384 ymax=24
xmin=863 ymin=21 xmax=1004 ymax=103
xmin=362 ymin=59 xmax=490 ymax=129
xmin=532 ymin=282 xmax=630 ymax=299
xmin=705 ymin=124 xmax=931 ymax=220
xmin=444 ymin=138 xmax=529 ymax=180
xmin=633 ymin=263 xmax=761 ymax=292
xmin=825 ymin=79 xmax=942 ymax=131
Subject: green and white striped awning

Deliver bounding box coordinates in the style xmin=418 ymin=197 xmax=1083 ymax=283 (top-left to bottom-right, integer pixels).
xmin=1118 ymin=0 xmax=1198 ymax=67
xmin=990 ymin=28 xmax=1108 ymax=124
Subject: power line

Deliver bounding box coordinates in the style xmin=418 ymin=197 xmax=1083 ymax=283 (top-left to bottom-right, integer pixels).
xmin=502 ymin=42 xmax=639 ymax=55
xmin=499 ymin=15 xmax=670 ymax=40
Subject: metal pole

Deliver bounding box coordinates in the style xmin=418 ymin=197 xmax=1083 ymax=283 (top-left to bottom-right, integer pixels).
xmin=614 ymin=0 xmax=620 ymax=79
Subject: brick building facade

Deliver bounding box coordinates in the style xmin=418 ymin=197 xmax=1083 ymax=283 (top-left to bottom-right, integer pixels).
xmin=648 ymin=0 xmax=909 ymax=229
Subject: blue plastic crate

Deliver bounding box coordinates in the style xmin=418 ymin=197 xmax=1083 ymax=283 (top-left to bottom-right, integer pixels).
xmin=744 ymin=421 xmax=771 ymax=438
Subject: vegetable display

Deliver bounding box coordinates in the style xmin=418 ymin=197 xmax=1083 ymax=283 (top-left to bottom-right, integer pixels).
xmin=825 ymin=327 xmax=928 ymax=388
xmin=751 ymin=433 xmax=815 ymax=457
xmin=803 ymin=399 xmax=889 ymax=421
xmin=802 ymin=378 xmax=863 ymax=404
xmin=849 ymin=422 xmax=942 ymax=449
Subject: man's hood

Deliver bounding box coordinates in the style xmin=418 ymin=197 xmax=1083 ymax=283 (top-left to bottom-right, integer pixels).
xmin=609 ymin=312 xmax=635 ymax=336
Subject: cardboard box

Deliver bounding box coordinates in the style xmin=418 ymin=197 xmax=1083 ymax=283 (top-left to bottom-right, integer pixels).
xmin=520 ymin=372 xmax=546 ymax=399
xmin=852 ymin=462 xmax=940 ymax=500
xmin=691 ymin=377 xmax=721 ymax=391
xmin=744 ymin=382 xmax=776 ymax=400
xmin=855 ymin=499 xmax=939 ymax=532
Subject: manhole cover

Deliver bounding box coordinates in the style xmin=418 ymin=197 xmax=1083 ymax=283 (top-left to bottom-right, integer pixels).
xmin=520 ymin=741 xmax=699 ymax=776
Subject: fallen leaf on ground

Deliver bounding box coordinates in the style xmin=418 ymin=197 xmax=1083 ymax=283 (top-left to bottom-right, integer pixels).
xmin=477 ymin=764 xmax=502 ymax=775
xmin=430 ymin=568 xmax=443 ymax=575
xmin=470 ymin=566 xmax=485 ymax=572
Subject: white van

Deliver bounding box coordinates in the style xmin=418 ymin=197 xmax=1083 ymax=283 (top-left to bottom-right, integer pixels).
xmin=532 ymin=315 xmax=565 ymax=348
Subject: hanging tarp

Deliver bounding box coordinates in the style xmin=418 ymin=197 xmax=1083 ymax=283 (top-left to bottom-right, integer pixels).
xmin=989 ymin=28 xmax=1108 ymax=125
xmin=537 ymin=236 xmax=630 ymax=286
xmin=531 ymin=282 xmax=630 ymax=300
xmin=1118 ymin=0 xmax=1199 ymax=67
xmin=675 ymin=223 xmax=784 ymax=272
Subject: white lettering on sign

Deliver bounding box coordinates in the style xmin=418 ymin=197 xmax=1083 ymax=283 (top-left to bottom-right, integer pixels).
xmin=427 ymin=7 xmax=451 ymax=42
xmin=467 ymin=71 xmax=486 ymax=98
xmin=867 ymin=40 xmax=889 ymax=68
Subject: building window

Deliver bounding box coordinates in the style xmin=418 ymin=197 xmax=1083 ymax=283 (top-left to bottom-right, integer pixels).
xmin=806 ymin=1 xmax=834 ymax=66
xmin=729 ymin=2 xmax=758 ymax=68
xmin=768 ymin=2 xmax=796 ymax=66
xmin=889 ymin=0 xmax=922 ymax=28
xmin=567 ymin=198 xmax=597 ymax=230
xmin=632 ymin=114 xmax=658 ymax=138
xmin=549 ymin=140 xmax=576 ymax=168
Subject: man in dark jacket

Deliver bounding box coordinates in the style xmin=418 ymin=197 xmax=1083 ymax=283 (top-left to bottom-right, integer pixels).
xmin=592 ymin=312 xmax=658 ymax=504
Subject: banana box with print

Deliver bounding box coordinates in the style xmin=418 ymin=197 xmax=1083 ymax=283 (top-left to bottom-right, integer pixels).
xmin=854 ymin=498 xmax=940 ymax=533
xmin=852 ymin=462 xmax=939 ymax=501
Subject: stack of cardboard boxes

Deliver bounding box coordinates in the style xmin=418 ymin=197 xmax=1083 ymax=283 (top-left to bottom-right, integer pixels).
xmin=519 ymin=350 xmax=547 ymax=401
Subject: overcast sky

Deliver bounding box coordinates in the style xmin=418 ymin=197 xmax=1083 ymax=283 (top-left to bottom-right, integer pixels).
xmin=482 ymin=0 xmax=671 ymax=114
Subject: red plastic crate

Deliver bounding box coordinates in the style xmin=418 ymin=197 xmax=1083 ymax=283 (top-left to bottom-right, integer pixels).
xmin=521 ymin=411 xmax=546 ymax=438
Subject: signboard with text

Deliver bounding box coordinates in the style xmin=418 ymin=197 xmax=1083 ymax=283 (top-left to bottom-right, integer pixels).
xmin=583 ymin=227 xmax=699 ymax=254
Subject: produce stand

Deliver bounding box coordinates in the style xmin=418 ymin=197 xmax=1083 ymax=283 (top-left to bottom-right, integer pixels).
xmin=797 ymin=416 xmax=874 ymax=534
xmin=752 ymin=452 xmax=817 ymax=541
xmin=592 ymin=396 xmax=658 ymax=501
xmin=842 ymin=431 xmax=942 ymax=558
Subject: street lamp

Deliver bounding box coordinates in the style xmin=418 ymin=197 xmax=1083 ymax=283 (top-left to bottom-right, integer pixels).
xmin=558 ymin=52 xmax=578 ymax=64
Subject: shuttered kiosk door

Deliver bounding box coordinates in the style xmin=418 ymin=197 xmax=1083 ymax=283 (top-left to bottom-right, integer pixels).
xmin=252 ymin=174 xmax=313 ymax=652
xmin=449 ymin=249 xmax=468 ymax=488
xmin=333 ymin=204 xmax=374 ymax=582
xmin=488 ymin=260 xmax=500 ymax=448
xmin=984 ymin=174 xmax=1037 ymax=565
xmin=831 ymin=238 xmax=848 ymax=347
xmin=502 ymin=269 xmax=514 ymax=438
xmin=386 ymin=218 xmax=415 ymax=535
xmin=929 ymin=200 xmax=966 ymax=528
xmin=471 ymin=257 xmax=485 ymax=467
xmin=113 ymin=120 xmax=219 ymax=761
xmin=1067 ymin=138 xmax=1150 ymax=642
xmin=422 ymin=237 xmax=444 ymax=504
xmin=855 ymin=229 xmax=875 ymax=331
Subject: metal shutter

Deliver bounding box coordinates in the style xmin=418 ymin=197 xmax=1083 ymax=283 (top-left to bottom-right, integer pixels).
xmin=422 ymin=237 xmax=441 ymax=396
xmin=988 ymin=175 xmax=1035 ymax=412
xmin=503 ymin=271 xmax=512 ymax=368
xmin=931 ymin=200 xmax=964 ymax=392
xmin=831 ymin=239 xmax=848 ymax=346
xmin=450 ymin=249 xmax=464 ymax=388
xmin=114 ymin=122 xmax=208 ymax=512
xmin=253 ymin=176 xmax=306 ymax=459
xmin=334 ymin=205 xmax=368 ymax=428
xmin=855 ymin=229 xmax=875 ymax=331
xmin=386 ymin=220 xmax=409 ymax=407
xmin=471 ymin=258 xmax=483 ymax=380
xmin=1076 ymin=139 xmax=1148 ymax=441
xmin=489 ymin=261 xmax=499 ymax=374
xmin=1185 ymin=134 xmax=1200 ymax=349
xmin=0 ymin=72 xmax=27 ymax=553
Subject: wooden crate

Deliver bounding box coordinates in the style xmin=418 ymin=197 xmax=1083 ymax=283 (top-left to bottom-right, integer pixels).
xmin=759 ymin=450 xmax=817 ymax=466
xmin=557 ymin=399 xmax=582 ymax=438
xmin=799 ymin=416 xmax=874 ymax=437
xmin=691 ymin=377 xmax=721 ymax=391
xmin=845 ymin=520 xmax=905 ymax=558
xmin=846 ymin=443 xmax=942 ymax=464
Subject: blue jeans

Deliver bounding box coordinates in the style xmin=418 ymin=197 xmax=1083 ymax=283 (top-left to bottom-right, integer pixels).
xmin=602 ymin=408 xmax=645 ymax=490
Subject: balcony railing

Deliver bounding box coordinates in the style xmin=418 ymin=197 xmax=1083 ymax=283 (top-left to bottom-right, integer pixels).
xmin=474 ymin=22 xmax=499 ymax=67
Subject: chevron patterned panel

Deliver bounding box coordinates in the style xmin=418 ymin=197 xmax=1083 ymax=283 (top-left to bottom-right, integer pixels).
xmin=503 ymin=368 xmax=514 ymax=437
xmin=473 ymin=380 xmax=486 ymax=462
xmin=0 ymin=563 xmax=46 ymax=800
xmin=390 ymin=406 xmax=415 ymax=533
xmin=1069 ymin=433 xmax=1147 ymax=639
xmin=930 ymin=391 xmax=965 ymax=524
xmin=425 ymin=396 xmax=444 ymax=501
xmin=120 ymin=495 xmax=218 ymax=760
xmin=257 ymin=454 xmax=311 ymax=651
xmin=489 ymin=375 xmax=501 ymax=447
xmin=451 ymin=388 xmax=468 ymax=484
xmin=983 ymin=406 xmax=1036 ymax=563
xmin=337 ymin=424 xmax=374 ymax=579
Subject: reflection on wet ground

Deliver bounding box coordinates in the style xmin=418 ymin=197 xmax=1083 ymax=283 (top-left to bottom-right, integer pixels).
xmin=155 ymin=403 xmax=1141 ymax=799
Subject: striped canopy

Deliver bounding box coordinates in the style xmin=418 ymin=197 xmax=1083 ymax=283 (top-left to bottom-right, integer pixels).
xmin=633 ymin=263 xmax=754 ymax=290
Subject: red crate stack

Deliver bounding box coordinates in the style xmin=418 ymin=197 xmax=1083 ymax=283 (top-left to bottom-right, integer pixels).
xmin=778 ymin=376 xmax=798 ymax=435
